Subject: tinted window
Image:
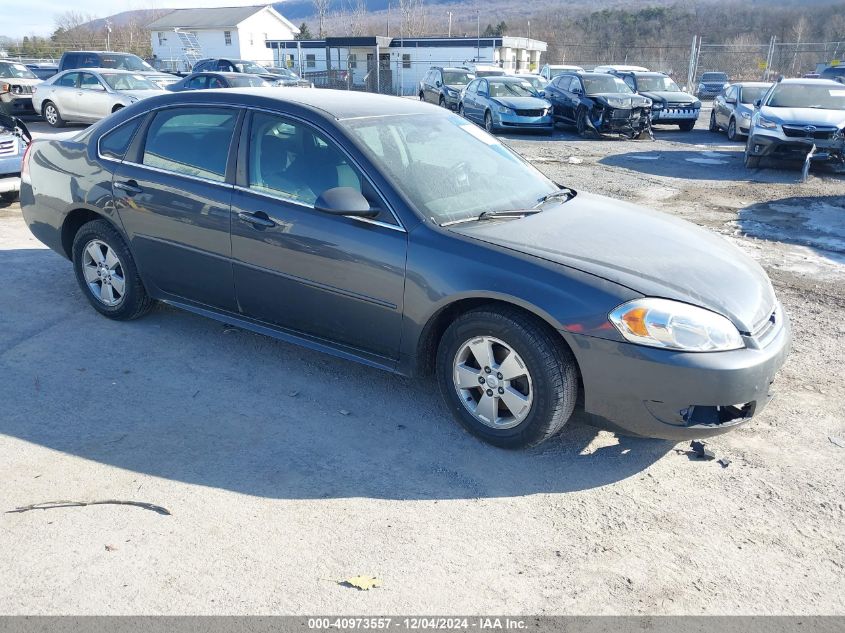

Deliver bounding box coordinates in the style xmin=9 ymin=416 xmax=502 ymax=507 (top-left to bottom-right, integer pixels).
xmin=56 ymin=73 xmax=79 ymax=87
xmin=99 ymin=118 xmax=142 ymax=160
xmin=81 ymin=54 xmax=100 ymax=68
xmin=142 ymin=108 xmax=238 ymax=182
xmin=193 ymin=60 xmax=212 ymax=72
xmin=248 ymin=111 xmax=363 ymax=206
xmin=739 ymin=85 xmax=769 ymax=104
xmin=583 ymin=75 xmax=632 ymax=94
xmin=80 ymin=73 xmax=104 ymax=90
xmin=186 ymin=75 xmax=208 ymax=89
xmin=62 ymin=53 xmax=80 ymax=69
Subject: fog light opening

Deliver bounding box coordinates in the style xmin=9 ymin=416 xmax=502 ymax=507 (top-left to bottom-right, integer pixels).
xmin=684 ymin=403 xmax=754 ymax=426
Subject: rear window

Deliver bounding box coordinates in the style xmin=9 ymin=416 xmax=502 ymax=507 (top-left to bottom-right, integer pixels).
xmin=142 ymin=107 xmax=238 ymax=182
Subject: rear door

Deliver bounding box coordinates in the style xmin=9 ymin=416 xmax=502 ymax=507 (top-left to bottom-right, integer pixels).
xmin=229 ymin=110 xmax=407 ymax=361
xmin=111 ymin=105 xmax=241 ymax=310
xmin=48 ymin=72 xmax=81 ymax=118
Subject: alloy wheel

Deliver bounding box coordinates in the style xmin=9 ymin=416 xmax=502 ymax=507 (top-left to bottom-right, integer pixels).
xmin=485 ymin=111 xmax=493 ymax=133
xmin=728 ymin=119 xmax=737 ymax=141
xmin=44 ymin=104 xmax=57 ymax=126
xmin=81 ymin=239 xmax=126 ymax=307
xmin=452 ymin=336 xmax=533 ymax=429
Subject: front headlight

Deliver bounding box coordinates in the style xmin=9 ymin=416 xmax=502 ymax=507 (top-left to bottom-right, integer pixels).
xmin=497 ymin=105 xmax=513 ymax=114
xmin=652 ymin=102 xmax=664 ymax=110
xmin=444 ymin=87 xmax=457 ymax=96
xmin=740 ymin=111 xmax=751 ymax=120
xmin=698 ymin=84 xmax=705 ymax=91
xmin=693 ymin=100 xmax=701 ymax=108
xmin=609 ymin=298 xmax=744 ymax=352
xmin=757 ymin=116 xmax=778 ymax=130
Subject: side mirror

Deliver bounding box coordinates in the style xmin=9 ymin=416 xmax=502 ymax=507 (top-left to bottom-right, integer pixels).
xmin=314 ymin=187 xmax=378 ymax=218
xmin=435 ymin=80 xmax=442 ymax=88
xmin=754 ymin=99 xmax=762 ymax=108
xmin=726 ymin=98 xmax=736 ymax=105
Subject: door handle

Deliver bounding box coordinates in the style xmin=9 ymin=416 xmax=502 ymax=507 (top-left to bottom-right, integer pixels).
xmin=114 ymin=180 xmax=142 ymax=196
xmin=237 ymin=211 xmax=276 ymax=228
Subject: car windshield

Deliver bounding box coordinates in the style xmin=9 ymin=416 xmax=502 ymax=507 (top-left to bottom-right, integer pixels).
xmin=702 ymin=73 xmax=728 ymax=82
xmin=342 ymin=113 xmax=557 ymax=223
xmin=518 ymin=76 xmax=547 ymax=90
xmin=235 ymin=61 xmax=269 ymax=74
xmin=583 ymin=75 xmax=633 ymax=94
xmin=488 ymin=80 xmax=538 ymax=97
xmin=767 ymin=84 xmax=845 ymax=110
xmin=101 ymin=73 xmax=158 ymax=91
xmin=442 ymin=71 xmax=473 ymax=85
xmin=99 ymin=54 xmax=154 ymax=71
xmin=229 ymin=75 xmax=270 ymax=87
xmin=549 ymin=68 xmax=575 ymax=78
xmin=739 ymin=85 xmax=770 ymax=104
xmin=476 ymin=70 xmax=505 ymax=77
xmin=0 ymin=62 xmax=38 ymax=79
xmin=636 ymin=76 xmax=680 ymax=92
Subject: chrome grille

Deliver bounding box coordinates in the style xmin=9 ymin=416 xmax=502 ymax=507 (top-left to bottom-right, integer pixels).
xmin=0 ymin=138 xmax=17 ymax=156
xmin=750 ymin=305 xmax=780 ymax=345
xmin=782 ymin=125 xmax=837 ymax=140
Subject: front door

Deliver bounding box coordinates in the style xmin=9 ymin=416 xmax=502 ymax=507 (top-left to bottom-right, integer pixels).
xmin=230 ymin=110 xmax=407 ymax=361
xmin=112 ymin=105 xmax=241 ymax=311
xmin=77 ymin=72 xmax=113 ymax=121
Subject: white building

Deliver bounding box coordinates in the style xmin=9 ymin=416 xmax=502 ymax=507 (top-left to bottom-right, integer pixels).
xmin=148 ymin=5 xmax=299 ymax=71
xmin=265 ymin=36 xmax=548 ymax=95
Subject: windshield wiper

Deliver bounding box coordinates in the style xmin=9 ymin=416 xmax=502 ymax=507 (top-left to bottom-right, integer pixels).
xmin=534 ymin=187 xmax=576 ymax=207
xmin=440 ymin=209 xmax=541 ymax=227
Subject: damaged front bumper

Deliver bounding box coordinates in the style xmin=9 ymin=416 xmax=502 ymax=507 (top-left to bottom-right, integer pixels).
xmin=588 ymin=106 xmax=651 ymax=137
xmin=747 ymin=131 xmax=845 ymax=163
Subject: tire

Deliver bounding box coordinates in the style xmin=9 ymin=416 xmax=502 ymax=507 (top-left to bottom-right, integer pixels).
xmin=708 ymin=110 xmax=718 ymax=132
xmin=112 ymin=104 xmax=124 ymax=114
xmin=744 ymin=143 xmax=761 ymax=169
xmin=436 ymin=306 xmax=579 ymax=449
xmin=727 ymin=117 xmax=738 ymax=141
xmin=419 ymin=91 xmax=425 ymax=101
xmin=71 ymin=219 xmax=153 ymax=320
xmin=458 ymin=104 xmax=465 ymax=117
xmin=576 ymin=107 xmax=591 ymax=137
xmin=1 ymin=191 xmax=18 ymax=203
xmin=678 ymin=120 xmax=695 ymax=132
xmin=439 ymin=96 xmax=446 ymax=108
xmin=484 ymin=110 xmax=494 ymax=133
xmin=42 ymin=101 xmax=65 ymax=128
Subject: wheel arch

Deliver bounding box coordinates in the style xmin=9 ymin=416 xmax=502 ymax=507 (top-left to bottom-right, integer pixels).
xmin=414 ymin=296 xmax=579 ymax=380
xmin=60 ymin=208 xmax=121 ymax=259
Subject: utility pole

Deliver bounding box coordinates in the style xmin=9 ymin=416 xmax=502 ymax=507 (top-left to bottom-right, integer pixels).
xmin=105 ymin=20 xmax=112 ymax=50
xmin=476 ymin=9 xmax=480 ymax=62
xmin=448 ymin=11 xmax=452 ymax=37
xmin=387 ymin=2 xmax=390 ymax=37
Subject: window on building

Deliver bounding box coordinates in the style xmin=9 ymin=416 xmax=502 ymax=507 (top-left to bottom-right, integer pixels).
xmin=349 ymin=53 xmax=357 ymax=69
xmin=402 ymin=54 xmax=411 ymax=69
xmin=306 ymin=54 xmax=316 ymax=68
xmin=224 ymin=31 xmax=232 ymax=46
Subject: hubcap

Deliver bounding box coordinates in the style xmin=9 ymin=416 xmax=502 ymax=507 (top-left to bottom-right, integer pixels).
xmin=452 ymin=336 xmax=533 ymax=430
xmin=81 ymin=239 xmax=126 ymax=307
xmin=46 ymin=106 xmax=56 ymax=124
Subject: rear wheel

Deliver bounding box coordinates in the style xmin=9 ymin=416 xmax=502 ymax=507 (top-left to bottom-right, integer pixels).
xmin=43 ymin=101 xmax=65 ymax=128
xmin=71 ymin=219 xmax=153 ymax=320
xmin=436 ymin=307 xmax=579 ymax=449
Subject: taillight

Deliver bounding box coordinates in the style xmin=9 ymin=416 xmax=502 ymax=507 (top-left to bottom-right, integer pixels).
xmin=21 ymin=142 xmax=34 ymax=185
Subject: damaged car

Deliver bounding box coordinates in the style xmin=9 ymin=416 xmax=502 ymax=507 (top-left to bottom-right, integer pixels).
xmin=0 ymin=113 xmax=31 ymax=203
xmin=615 ymin=71 xmax=700 ymax=131
xmin=745 ymin=78 xmax=845 ymax=177
xmin=0 ymin=61 xmax=41 ymax=117
xmin=544 ymin=71 xmax=652 ymax=138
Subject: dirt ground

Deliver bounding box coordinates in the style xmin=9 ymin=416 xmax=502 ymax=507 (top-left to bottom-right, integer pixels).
xmin=0 ymin=109 xmax=843 ymax=615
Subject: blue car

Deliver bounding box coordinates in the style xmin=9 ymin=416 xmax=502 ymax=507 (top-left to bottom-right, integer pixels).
xmin=0 ymin=114 xmax=31 ymax=203
xmin=459 ymin=76 xmax=553 ymax=134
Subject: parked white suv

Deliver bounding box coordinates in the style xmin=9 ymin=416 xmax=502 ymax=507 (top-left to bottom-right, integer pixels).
xmin=745 ymin=78 xmax=845 ymax=171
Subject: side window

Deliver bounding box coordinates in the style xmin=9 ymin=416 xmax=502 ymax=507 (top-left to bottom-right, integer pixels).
xmin=142 ymin=107 xmax=238 ymax=182
xmin=571 ymin=77 xmax=583 ymax=93
xmin=56 ymin=72 xmax=79 ymax=88
xmin=466 ymin=79 xmax=478 ymax=94
xmin=217 ymin=60 xmax=232 ymax=72
xmin=247 ymin=111 xmax=364 ymax=208
xmin=478 ymin=79 xmax=488 ymax=95
xmin=187 ymin=75 xmax=208 ymax=89
xmin=80 ymin=73 xmax=104 ymax=91
xmin=434 ymin=70 xmax=442 ymax=85
xmin=726 ymin=86 xmax=737 ymax=101
xmin=208 ymin=75 xmax=226 ymax=89
xmin=81 ymin=54 xmax=100 ymax=68
xmin=193 ymin=60 xmax=210 ymax=72
xmin=99 ymin=118 xmax=142 ymax=160
xmin=63 ymin=53 xmax=80 ymax=69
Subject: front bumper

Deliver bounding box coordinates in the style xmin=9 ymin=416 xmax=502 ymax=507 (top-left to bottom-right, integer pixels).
xmin=563 ymin=310 xmax=791 ymax=440
xmin=494 ymin=111 xmax=554 ymax=131
xmin=592 ymin=107 xmax=651 ymax=135
xmin=0 ymin=174 xmax=20 ymax=194
xmin=0 ymin=94 xmax=35 ymax=116
xmin=696 ymin=87 xmax=723 ymax=98
xmin=747 ymin=131 xmax=845 ymax=161
xmin=652 ymin=107 xmax=700 ymax=124
xmin=443 ymin=92 xmax=461 ymax=110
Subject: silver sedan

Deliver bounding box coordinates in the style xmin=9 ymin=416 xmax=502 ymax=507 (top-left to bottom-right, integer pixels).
xmin=32 ymin=69 xmax=165 ymax=127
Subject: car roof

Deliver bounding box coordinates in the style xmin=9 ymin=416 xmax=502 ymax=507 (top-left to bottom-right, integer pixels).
xmin=776 ymin=77 xmax=842 ymax=87
xmin=433 ymin=66 xmax=472 ymax=72
xmin=624 ymin=71 xmax=668 ymax=77
xmin=71 ymin=68 xmax=143 ymax=74
xmin=730 ymin=81 xmax=771 ymax=87
xmin=485 ymin=76 xmax=531 ymax=82
xmin=574 ymin=72 xmax=617 ymax=79
xmin=65 ymin=51 xmax=132 ymax=55
xmin=144 ymin=87 xmax=442 ymax=121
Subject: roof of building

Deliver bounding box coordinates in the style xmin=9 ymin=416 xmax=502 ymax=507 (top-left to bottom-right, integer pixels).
xmin=147 ymin=5 xmax=296 ymax=31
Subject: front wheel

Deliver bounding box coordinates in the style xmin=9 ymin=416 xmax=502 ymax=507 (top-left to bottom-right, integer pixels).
xmin=458 ymin=104 xmax=465 ymax=117
xmin=727 ymin=118 xmax=739 ymax=141
xmin=1 ymin=191 xmax=18 ymax=203
xmin=484 ymin=110 xmax=494 ymax=133
xmin=436 ymin=307 xmax=579 ymax=449
xmin=576 ymin=107 xmax=592 ymax=137
xmin=72 ymin=219 xmax=153 ymax=320
xmin=708 ymin=110 xmax=718 ymax=132
xmin=744 ymin=143 xmax=762 ymax=169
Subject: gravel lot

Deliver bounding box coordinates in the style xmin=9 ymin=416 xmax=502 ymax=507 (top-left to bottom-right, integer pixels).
xmin=1 ymin=108 xmax=843 ymax=615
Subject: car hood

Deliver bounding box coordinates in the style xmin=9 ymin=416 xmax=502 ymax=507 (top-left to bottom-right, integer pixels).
xmin=5 ymin=78 xmax=40 ymax=87
xmin=449 ymin=192 xmax=775 ymax=332
xmin=117 ymin=89 xmax=165 ymax=99
xmin=591 ymin=93 xmax=651 ymax=107
xmin=761 ymin=106 xmax=845 ymax=127
xmin=491 ymin=96 xmax=550 ymax=109
xmin=640 ymin=90 xmax=698 ymax=105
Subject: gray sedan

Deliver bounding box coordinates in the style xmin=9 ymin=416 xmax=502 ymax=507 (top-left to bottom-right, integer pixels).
xmin=32 ymin=69 xmax=165 ymax=127
xmin=710 ymin=82 xmax=773 ymax=140
xmin=459 ymin=76 xmax=553 ymax=133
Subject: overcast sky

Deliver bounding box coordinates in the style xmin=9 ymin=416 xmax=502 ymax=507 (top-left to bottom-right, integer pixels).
xmin=0 ymin=0 xmax=266 ymax=39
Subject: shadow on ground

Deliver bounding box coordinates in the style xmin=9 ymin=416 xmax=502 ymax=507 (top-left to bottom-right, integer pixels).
xmin=737 ymin=195 xmax=845 ymax=264
xmin=0 ymin=248 xmax=673 ymax=501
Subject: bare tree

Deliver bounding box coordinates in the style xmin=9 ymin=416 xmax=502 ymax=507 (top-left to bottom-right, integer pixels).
xmin=346 ymin=0 xmax=368 ymax=37
xmin=313 ymin=0 xmax=332 ymax=38
xmin=398 ymin=0 xmax=426 ymax=37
